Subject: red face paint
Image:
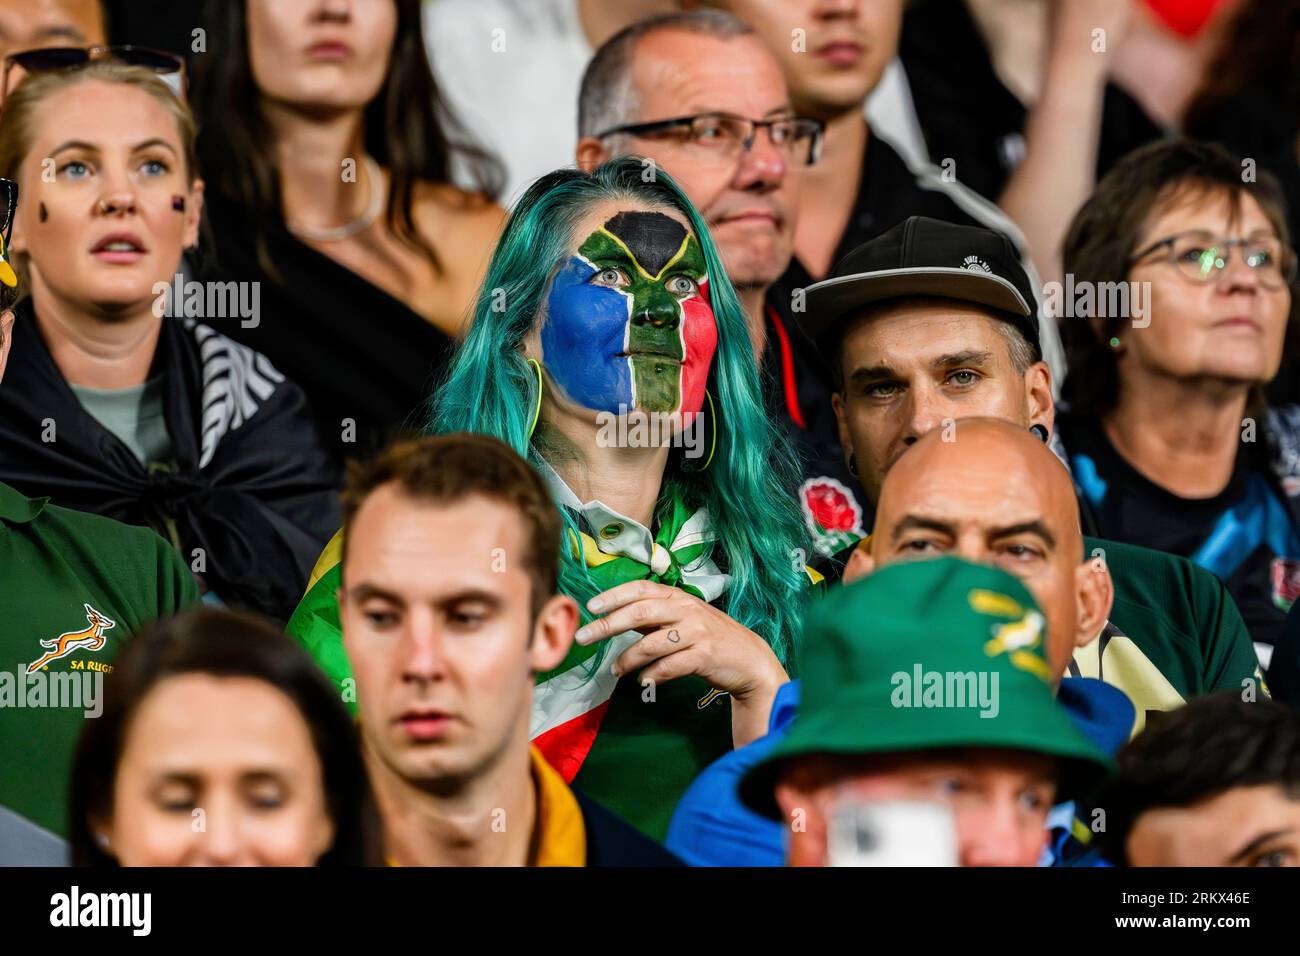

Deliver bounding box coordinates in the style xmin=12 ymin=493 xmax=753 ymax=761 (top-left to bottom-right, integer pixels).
xmin=680 ymin=275 xmax=716 ymax=417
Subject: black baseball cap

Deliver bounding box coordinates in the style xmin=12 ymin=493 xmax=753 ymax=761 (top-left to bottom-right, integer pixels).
xmin=802 ymin=216 xmax=1040 ymax=358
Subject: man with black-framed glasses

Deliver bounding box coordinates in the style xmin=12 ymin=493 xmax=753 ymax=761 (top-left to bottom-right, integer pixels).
xmin=577 ymin=12 xmax=815 ymax=350
xmin=595 ymin=112 xmax=824 ymax=172
xmin=576 ymin=9 xmax=867 ymax=559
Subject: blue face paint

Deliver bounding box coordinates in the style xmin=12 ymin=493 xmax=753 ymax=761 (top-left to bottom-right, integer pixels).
xmin=540 ymin=254 xmax=635 ymax=413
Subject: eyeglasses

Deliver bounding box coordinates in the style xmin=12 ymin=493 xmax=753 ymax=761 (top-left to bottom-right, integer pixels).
xmin=1129 ymin=231 xmax=1298 ymax=290
xmin=1 ymin=45 xmax=187 ymax=110
xmin=598 ymin=112 xmax=825 ymax=167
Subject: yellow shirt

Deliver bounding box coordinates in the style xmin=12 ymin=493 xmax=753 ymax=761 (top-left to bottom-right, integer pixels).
xmin=528 ymin=746 xmax=587 ymax=867
xmin=386 ymin=746 xmax=586 ymax=867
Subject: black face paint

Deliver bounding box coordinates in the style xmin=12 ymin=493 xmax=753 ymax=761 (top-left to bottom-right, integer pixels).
xmin=172 ymin=195 xmax=185 ymax=212
xmin=38 ymin=202 xmax=47 ymax=223
xmin=601 ymin=211 xmax=688 ymax=277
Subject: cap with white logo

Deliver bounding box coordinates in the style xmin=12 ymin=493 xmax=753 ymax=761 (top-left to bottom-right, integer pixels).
xmin=802 ymin=216 xmax=1040 ymax=359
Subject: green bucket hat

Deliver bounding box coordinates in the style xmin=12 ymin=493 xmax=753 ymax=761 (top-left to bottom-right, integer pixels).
xmin=739 ymin=556 xmax=1113 ymax=819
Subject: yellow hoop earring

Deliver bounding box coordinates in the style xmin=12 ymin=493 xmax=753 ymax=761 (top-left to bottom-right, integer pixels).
xmin=681 ymin=388 xmax=716 ymax=473
xmin=699 ymin=388 xmax=716 ymax=471
xmin=526 ymin=358 xmax=543 ymax=439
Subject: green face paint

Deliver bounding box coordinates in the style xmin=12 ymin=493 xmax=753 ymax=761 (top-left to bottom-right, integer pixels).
xmin=569 ymin=211 xmax=715 ymax=414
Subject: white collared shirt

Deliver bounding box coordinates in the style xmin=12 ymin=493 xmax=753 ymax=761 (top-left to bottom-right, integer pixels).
xmin=535 ymin=456 xmax=731 ymax=603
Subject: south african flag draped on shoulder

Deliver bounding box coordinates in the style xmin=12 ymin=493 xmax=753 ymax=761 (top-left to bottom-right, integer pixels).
xmin=285 ymin=488 xmax=734 ymax=840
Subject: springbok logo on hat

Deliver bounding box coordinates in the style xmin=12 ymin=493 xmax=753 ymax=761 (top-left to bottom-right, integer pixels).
xmin=969 ymin=588 xmax=1051 ymax=682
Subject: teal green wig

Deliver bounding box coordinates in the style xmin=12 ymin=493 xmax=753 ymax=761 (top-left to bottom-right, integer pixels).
xmin=430 ymin=157 xmax=808 ymax=667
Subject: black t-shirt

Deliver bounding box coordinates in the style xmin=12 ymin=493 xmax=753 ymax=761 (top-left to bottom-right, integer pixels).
xmin=198 ymin=190 xmax=454 ymax=465
xmin=898 ymin=0 xmax=1164 ymax=204
xmin=1058 ymin=410 xmax=1300 ymax=648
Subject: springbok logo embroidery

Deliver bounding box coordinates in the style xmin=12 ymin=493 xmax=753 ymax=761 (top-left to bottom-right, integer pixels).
xmin=27 ymin=604 xmax=116 ymax=673
xmin=969 ymin=588 xmax=1052 ymax=682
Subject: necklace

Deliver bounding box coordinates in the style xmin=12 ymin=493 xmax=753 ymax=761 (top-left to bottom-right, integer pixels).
xmin=286 ymin=153 xmax=384 ymax=243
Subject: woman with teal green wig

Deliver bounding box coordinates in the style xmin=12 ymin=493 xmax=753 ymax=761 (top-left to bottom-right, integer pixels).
xmin=290 ymin=157 xmax=810 ymax=840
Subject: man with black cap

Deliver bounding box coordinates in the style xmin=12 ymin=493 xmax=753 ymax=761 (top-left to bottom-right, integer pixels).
xmin=810 ymin=214 xmax=1049 ymax=505
xmin=803 ymin=216 xmax=1261 ymax=715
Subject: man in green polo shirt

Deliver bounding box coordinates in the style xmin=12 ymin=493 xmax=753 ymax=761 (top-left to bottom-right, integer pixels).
xmin=0 ymin=275 xmax=199 ymax=850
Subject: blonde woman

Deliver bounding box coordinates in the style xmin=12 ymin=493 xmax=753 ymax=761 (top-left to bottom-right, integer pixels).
xmin=0 ymin=61 xmax=340 ymax=622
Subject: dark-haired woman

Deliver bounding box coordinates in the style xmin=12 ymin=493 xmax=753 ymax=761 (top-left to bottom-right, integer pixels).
xmin=192 ymin=0 xmax=506 ymax=461
xmin=1059 ymin=139 xmax=1300 ymax=653
xmin=70 ymin=608 xmax=373 ymax=866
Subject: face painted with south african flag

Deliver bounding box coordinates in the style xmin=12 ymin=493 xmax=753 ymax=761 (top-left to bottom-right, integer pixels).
xmin=540 ymin=209 xmax=718 ymax=417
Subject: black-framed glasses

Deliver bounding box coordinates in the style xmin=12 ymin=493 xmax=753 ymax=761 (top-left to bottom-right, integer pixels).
xmin=1 ymin=45 xmax=187 ymax=110
xmin=598 ymin=112 xmax=825 ymax=167
xmin=1129 ymin=230 xmax=1298 ymax=290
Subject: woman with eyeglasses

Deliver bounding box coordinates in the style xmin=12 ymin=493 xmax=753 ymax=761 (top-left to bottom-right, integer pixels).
xmin=191 ymin=0 xmax=506 ymax=463
xmin=0 ymin=61 xmax=342 ymax=623
xmin=1058 ymin=138 xmax=1300 ymax=653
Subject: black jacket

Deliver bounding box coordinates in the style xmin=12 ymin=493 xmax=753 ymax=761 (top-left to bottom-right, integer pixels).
xmin=0 ymin=300 xmax=341 ymax=622
xmin=574 ymin=790 xmax=684 ymax=867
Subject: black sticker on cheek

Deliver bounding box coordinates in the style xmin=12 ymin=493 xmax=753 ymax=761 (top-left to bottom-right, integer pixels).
xmin=172 ymin=195 xmax=185 ymax=212
xmin=38 ymin=202 xmax=47 ymax=223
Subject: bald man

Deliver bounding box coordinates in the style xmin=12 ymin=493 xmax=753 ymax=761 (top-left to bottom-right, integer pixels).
xmin=846 ymin=419 xmax=1110 ymax=682
xmin=667 ymin=418 xmax=1137 ymax=867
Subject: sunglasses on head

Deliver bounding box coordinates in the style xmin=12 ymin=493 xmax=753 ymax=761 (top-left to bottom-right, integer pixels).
xmin=1 ymin=45 xmax=186 ymax=109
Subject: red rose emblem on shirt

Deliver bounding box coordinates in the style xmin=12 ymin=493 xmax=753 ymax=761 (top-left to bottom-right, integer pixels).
xmin=1271 ymin=557 xmax=1300 ymax=611
xmin=800 ymin=477 xmax=864 ymax=535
